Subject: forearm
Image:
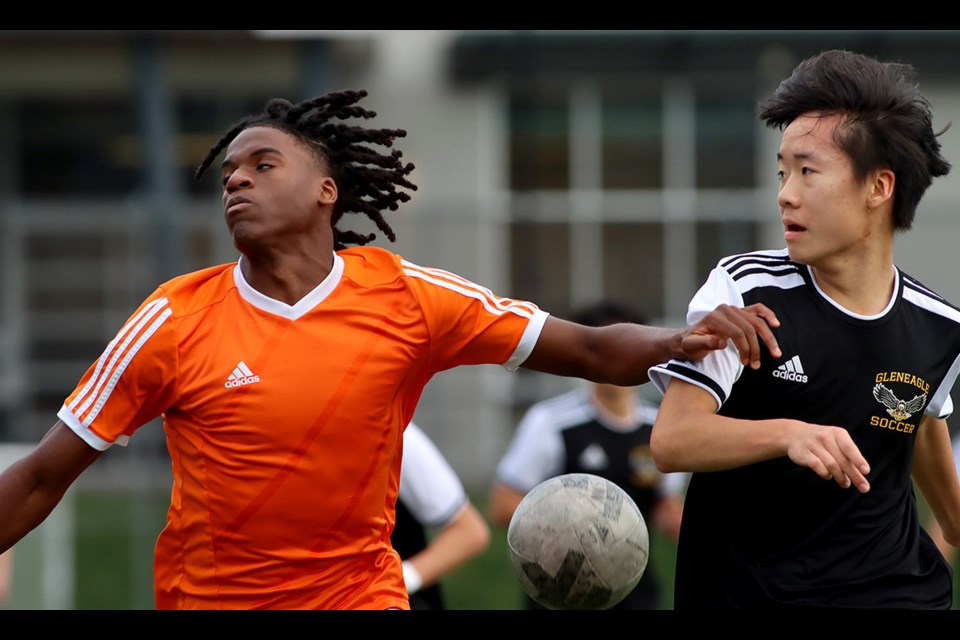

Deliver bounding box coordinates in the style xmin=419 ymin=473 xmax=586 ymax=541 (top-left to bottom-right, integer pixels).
xmin=404 ymin=503 xmax=490 ymax=589
xmin=913 ymin=417 xmax=960 ymax=547
xmin=0 ymin=422 xmax=101 ymax=553
xmin=650 ymin=377 xmax=794 ymax=472
xmin=653 ymin=379 xmax=871 ymax=492
xmin=487 ymin=482 xmax=526 ymax=529
xmin=523 ymin=319 xmax=682 ymax=386
xmin=0 ymin=462 xmax=66 ymax=553
xmin=588 ymin=324 xmax=684 ymax=385
xmin=652 ymin=409 xmax=798 ymax=473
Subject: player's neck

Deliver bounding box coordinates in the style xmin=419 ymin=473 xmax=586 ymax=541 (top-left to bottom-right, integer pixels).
xmin=239 ymin=250 xmax=336 ymax=306
xmin=809 ymin=254 xmax=896 ymax=317
xmin=591 ymin=385 xmax=636 ymax=427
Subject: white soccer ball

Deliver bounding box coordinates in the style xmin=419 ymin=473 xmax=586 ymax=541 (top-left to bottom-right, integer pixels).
xmin=506 ymin=472 xmax=649 ymax=610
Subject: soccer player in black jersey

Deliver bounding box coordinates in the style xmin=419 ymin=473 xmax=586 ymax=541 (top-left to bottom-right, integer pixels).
xmin=649 ymin=49 xmax=960 ymax=609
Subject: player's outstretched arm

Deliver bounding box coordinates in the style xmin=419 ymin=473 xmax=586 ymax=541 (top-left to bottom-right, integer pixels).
xmin=650 ymin=378 xmax=870 ymax=492
xmin=0 ymin=421 xmax=102 ymax=554
xmin=912 ymin=416 xmax=960 ymax=549
xmin=522 ymin=303 xmax=781 ymax=386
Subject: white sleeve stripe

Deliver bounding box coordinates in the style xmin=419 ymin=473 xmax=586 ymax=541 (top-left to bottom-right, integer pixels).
xmin=401 ymin=260 xmax=539 ymax=316
xmin=69 ymin=299 xmax=166 ymax=410
xmin=402 ymin=267 xmax=537 ymax=318
xmin=402 ymin=262 xmax=503 ymax=298
xmin=81 ymin=308 xmax=172 ymax=427
xmin=904 ymin=285 xmax=960 ymax=324
xmin=69 ymin=298 xmax=170 ymax=416
xmin=68 ymin=297 xmax=170 ymax=414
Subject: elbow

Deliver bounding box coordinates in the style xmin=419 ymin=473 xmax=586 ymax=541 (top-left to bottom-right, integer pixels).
xmin=465 ymin=506 xmax=492 ymax=555
xmin=944 ymin=526 xmax=960 ymax=550
xmin=474 ymin=522 xmax=492 ymax=555
xmin=650 ymin=424 xmax=683 ymax=474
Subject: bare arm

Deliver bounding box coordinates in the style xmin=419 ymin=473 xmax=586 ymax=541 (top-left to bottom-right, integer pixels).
xmin=403 ymin=502 xmax=490 ymax=590
xmin=521 ymin=303 xmax=782 ymax=386
xmin=0 ymin=421 xmax=103 ymax=554
xmin=926 ymin=518 xmax=956 ymax=563
xmin=652 ymin=495 xmax=685 ymax=542
xmin=487 ymin=481 xmax=526 ymax=529
xmin=912 ymin=416 xmax=960 ymax=549
xmin=650 ymin=378 xmax=871 ymax=492
xmin=0 ymin=549 xmax=11 ymax=604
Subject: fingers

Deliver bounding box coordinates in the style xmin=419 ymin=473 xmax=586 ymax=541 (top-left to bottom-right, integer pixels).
xmin=792 ymin=426 xmax=871 ymax=493
xmin=742 ymin=303 xmax=782 ymax=363
xmin=709 ymin=304 xmax=777 ymax=370
xmin=812 ymin=457 xmax=870 ymax=493
xmin=837 ymin=439 xmax=871 ymax=493
xmin=744 ymin=303 xmax=781 ymax=329
xmin=684 ymin=303 xmax=782 ymax=366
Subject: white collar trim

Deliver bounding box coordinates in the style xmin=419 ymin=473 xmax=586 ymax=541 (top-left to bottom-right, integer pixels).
xmin=232 ymin=253 xmax=344 ymax=320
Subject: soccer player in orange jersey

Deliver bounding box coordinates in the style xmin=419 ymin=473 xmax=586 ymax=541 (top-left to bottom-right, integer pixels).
xmin=0 ymin=90 xmax=782 ymax=610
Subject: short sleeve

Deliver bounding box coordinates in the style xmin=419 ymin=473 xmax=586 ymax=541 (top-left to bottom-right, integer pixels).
xmin=647 ymin=263 xmax=746 ymax=410
xmin=58 ymin=288 xmax=179 ymax=451
xmin=399 ymin=423 xmax=468 ymax=528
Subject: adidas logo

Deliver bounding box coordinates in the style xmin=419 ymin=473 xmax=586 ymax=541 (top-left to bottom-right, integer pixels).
xmin=772 ymin=355 xmax=808 ymax=383
xmin=224 ymin=361 xmax=261 ymax=388
xmin=578 ymin=444 xmax=609 ymax=471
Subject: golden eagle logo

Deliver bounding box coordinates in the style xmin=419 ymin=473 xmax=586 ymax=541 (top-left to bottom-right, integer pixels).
xmin=872 ymin=383 xmax=926 ymax=421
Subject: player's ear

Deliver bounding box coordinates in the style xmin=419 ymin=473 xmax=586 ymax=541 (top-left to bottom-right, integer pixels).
xmin=317 ymin=176 xmax=337 ymax=207
xmin=866 ymin=168 xmax=894 ymax=210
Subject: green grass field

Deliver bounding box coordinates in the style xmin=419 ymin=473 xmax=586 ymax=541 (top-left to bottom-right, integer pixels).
xmin=57 ymin=488 xmax=960 ymax=610
xmin=67 ymin=488 xmax=677 ymax=610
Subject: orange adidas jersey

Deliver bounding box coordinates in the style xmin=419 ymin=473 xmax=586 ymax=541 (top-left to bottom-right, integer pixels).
xmin=58 ymin=246 xmax=547 ymax=609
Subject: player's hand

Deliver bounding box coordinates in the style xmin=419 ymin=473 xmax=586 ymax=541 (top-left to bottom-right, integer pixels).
xmin=679 ymin=303 xmax=782 ymax=369
xmin=785 ymin=422 xmax=871 ymax=493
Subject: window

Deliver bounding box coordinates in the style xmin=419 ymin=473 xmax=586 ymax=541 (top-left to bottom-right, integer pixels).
xmin=695 ymin=93 xmax=756 ymax=188
xmin=19 ymin=99 xmax=140 ymax=196
xmin=16 ymin=96 xmax=267 ymax=198
xmin=601 ymin=92 xmax=662 ymax=189
xmin=507 ymin=80 xmax=762 ymax=321
xmin=509 ymin=92 xmax=569 ymax=191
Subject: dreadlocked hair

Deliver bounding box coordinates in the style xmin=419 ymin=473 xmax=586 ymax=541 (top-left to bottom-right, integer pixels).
xmin=195 ymin=89 xmax=418 ymax=250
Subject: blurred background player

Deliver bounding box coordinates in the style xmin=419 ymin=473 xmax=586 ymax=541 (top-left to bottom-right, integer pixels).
xmin=392 ymin=422 xmax=490 ymax=609
xmin=488 ymin=300 xmax=688 ymax=610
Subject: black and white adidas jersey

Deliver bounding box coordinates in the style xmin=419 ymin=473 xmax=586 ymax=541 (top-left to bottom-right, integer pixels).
xmin=392 ymin=422 xmax=468 ymax=610
xmin=649 ymin=248 xmax=960 ymax=609
xmin=495 ymin=387 xmax=682 ymax=515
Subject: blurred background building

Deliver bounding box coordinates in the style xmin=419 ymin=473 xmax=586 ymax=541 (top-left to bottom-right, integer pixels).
xmin=1 ymin=29 xmax=959 ymax=515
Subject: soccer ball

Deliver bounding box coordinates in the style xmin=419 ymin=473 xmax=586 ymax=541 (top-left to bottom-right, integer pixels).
xmin=506 ymin=473 xmax=649 ymax=610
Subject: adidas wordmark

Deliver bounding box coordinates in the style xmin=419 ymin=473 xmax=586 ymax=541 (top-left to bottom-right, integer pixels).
xmin=225 ymin=361 xmax=261 ymax=388
xmin=772 ymin=355 xmax=808 ymax=383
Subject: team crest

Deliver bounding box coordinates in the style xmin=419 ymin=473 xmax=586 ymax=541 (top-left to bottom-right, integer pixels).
xmin=872 ymin=383 xmax=926 ymax=421
xmin=628 ymin=445 xmax=658 ymax=487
